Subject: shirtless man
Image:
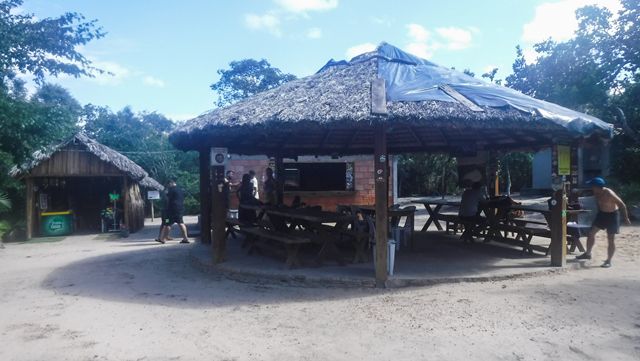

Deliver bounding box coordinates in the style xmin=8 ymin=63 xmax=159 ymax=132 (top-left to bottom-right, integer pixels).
xmin=576 ymin=177 xmax=631 ymax=268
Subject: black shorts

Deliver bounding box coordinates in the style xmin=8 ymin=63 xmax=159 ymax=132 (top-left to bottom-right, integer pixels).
xmin=592 ymin=211 xmax=619 ymax=235
xmin=162 ymin=213 xmax=183 ymax=226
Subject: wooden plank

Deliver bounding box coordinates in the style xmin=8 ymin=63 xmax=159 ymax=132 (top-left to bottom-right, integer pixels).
xmin=371 ymin=78 xmax=388 ymax=115
xmin=438 ymin=84 xmax=484 ymax=112
xmin=275 ymin=156 xmax=284 ymax=205
xmin=199 ymin=150 xmax=212 ymax=244
xmin=374 ymin=124 xmax=389 ymax=286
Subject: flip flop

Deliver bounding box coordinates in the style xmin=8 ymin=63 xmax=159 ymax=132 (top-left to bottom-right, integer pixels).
xmin=179 ymin=239 xmax=190 ymax=244
xmin=154 ymin=238 xmax=165 ymax=244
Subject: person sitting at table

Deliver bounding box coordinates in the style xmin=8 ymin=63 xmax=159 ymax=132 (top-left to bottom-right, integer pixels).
xmin=237 ymin=173 xmax=262 ymax=224
xmin=458 ymin=181 xmax=487 ymax=242
xmin=291 ymin=195 xmax=306 ymax=208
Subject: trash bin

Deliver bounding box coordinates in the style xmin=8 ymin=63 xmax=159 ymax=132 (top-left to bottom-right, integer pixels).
xmin=372 ymin=238 xmax=397 ymax=276
xmin=40 ymin=211 xmax=73 ymax=237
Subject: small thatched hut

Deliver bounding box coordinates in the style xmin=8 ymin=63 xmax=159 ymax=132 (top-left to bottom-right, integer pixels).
xmin=170 ymin=43 xmax=613 ymax=285
xmin=11 ymin=133 xmax=163 ymax=238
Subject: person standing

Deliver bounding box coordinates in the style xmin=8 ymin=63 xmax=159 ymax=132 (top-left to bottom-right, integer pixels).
xmin=156 ymin=180 xmax=189 ymax=244
xmin=263 ymin=167 xmax=277 ymax=205
xmin=576 ymin=177 xmax=631 ymax=267
xmin=249 ymin=170 xmax=259 ymax=201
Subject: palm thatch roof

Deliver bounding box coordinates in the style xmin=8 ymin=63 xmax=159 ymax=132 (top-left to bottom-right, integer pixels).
xmin=10 ymin=133 xmax=164 ymax=191
xmin=170 ymin=42 xmax=613 ymax=156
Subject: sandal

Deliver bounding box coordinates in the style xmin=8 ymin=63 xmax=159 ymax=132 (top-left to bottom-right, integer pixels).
xmin=154 ymin=238 xmax=165 ymax=244
xmin=179 ymin=239 xmax=190 ymax=244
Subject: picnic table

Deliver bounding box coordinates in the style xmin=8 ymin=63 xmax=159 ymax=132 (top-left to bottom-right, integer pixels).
xmin=265 ymin=207 xmax=354 ymax=265
xmin=237 ymin=204 xmax=355 ymax=266
xmin=413 ymin=198 xmax=460 ymax=232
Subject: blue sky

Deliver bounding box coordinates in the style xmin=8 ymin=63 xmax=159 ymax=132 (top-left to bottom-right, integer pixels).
xmin=20 ymin=0 xmax=621 ymax=121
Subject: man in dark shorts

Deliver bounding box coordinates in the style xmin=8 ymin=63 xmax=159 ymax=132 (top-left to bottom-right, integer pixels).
xmin=156 ymin=180 xmax=189 ymax=244
xmin=576 ymin=177 xmax=631 ymax=268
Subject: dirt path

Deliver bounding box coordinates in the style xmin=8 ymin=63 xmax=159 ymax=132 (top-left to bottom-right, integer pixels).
xmin=0 ymin=222 xmax=638 ymax=361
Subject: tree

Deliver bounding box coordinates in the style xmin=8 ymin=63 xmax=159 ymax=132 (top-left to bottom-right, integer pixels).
xmin=210 ymin=59 xmax=296 ymax=107
xmin=82 ymin=106 xmax=201 ymax=214
xmin=0 ymin=0 xmax=105 ymax=83
xmin=505 ymin=1 xmax=640 ymax=201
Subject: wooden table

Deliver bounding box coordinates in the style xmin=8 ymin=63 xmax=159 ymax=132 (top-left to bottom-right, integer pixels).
xmin=413 ymin=199 xmax=460 ymax=232
xmin=264 ymin=207 xmax=354 ymax=266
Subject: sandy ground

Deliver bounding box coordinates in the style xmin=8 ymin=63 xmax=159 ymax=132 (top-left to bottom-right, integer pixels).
xmin=1 ymin=219 xmax=639 ymax=361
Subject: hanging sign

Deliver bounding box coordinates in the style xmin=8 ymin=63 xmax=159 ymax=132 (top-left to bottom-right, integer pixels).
xmin=210 ymin=147 xmax=228 ymax=166
xmin=147 ymin=190 xmax=160 ymax=200
xmin=557 ymin=145 xmax=571 ymax=176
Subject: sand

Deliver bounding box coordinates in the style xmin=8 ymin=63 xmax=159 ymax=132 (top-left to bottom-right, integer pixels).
xmin=0 ymin=219 xmax=639 ymax=361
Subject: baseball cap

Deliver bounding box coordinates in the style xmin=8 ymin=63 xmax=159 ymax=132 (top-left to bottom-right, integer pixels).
xmin=586 ymin=177 xmax=606 ymax=187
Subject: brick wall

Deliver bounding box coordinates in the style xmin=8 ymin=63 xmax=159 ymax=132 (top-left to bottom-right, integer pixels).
xmin=226 ymin=155 xmax=394 ymax=211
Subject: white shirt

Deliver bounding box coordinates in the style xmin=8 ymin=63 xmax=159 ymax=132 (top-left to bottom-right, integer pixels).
xmin=250 ymin=177 xmax=259 ymax=200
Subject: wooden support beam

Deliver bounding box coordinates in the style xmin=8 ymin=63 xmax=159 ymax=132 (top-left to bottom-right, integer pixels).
xmin=319 ymin=130 xmax=332 ymax=149
xmin=549 ymin=188 xmax=567 ymax=267
xmin=211 ymin=163 xmax=227 ymax=263
xmin=275 ymin=155 xmax=284 ymax=205
xmin=406 ymin=126 xmax=427 ymax=148
xmin=374 ymin=124 xmax=389 ymax=287
xmin=123 ymin=176 xmax=130 ymax=231
xmin=199 ymin=150 xmax=212 ymax=244
xmin=26 ymin=178 xmax=34 ymax=240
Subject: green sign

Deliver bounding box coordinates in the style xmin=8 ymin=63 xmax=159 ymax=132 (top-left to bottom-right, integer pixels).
xmin=41 ymin=215 xmax=72 ymax=236
xmin=109 ymin=192 xmax=120 ymax=201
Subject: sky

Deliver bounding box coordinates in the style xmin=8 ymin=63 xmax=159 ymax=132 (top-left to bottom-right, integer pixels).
xmin=19 ymin=0 xmax=622 ymax=121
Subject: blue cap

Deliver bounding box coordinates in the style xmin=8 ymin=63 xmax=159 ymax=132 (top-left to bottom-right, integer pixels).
xmin=586 ymin=177 xmax=606 ymax=187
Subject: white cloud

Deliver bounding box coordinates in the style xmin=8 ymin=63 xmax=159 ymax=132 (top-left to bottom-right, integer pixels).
xmin=405 ymin=42 xmax=435 ymax=59
xmin=404 ymin=23 xmax=441 ymax=59
xmin=143 ymin=76 xmax=165 ymax=88
xmin=436 ymin=27 xmax=473 ymax=50
xmin=306 ymin=27 xmax=322 ymax=39
xmin=522 ymin=0 xmax=622 ymax=44
xmin=345 ymin=43 xmax=377 ymax=59
xmin=275 ymin=0 xmax=338 ymax=13
xmin=89 ymin=60 xmax=131 ymax=86
xmin=244 ymin=13 xmax=282 ymax=37
xmin=407 ymin=23 xmax=430 ymax=42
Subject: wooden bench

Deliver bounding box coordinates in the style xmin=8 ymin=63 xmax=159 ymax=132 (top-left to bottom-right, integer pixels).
xmin=239 ymin=226 xmax=312 ymax=268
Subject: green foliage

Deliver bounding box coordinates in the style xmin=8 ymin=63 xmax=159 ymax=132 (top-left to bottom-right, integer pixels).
xmin=397 ymin=154 xmax=458 ymax=197
xmin=499 ymin=152 xmax=533 ymax=193
xmin=506 ymin=1 xmax=640 ymax=188
xmin=0 ymin=0 xmax=105 ymax=83
xmin=82 ymin=106 xmax=200 ymax=214
xmin=210 ymin=59 xmax=296 ymax=107
xmin=0 ymin=191 xmax=11 ymax=240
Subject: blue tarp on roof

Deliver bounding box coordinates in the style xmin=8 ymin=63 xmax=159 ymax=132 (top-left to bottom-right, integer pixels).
xmin=321 ymin=42 xmax=613 ymax=137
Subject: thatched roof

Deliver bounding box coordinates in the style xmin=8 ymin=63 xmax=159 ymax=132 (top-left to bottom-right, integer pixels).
xmin=10 ymin=133 xmax=164 ymax=190
xmin=139 ymin=176 xmax=164 ymax=191
xmin=170 ymin=42 xmax=613 ymax=156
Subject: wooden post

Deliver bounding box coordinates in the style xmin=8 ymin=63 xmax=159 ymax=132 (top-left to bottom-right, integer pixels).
xmin=199 ymin=150 xmax=212 ymax=244
xmin=549 ymin=187 xmax=567 ymax=267
xmin=123 ymin=176 xmax=130 ymax=231
xmin=26 ymin=178 xmax=34 ymax=240
xmin=275 ymin=156 xmax=284 ymax=205
xmin=211 ymin=163 xmax=227 ymax=263
xmin=374 ymin=124 xmax=389 ymax=286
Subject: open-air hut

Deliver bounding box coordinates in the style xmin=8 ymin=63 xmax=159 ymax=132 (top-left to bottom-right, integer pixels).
xmin=170 ymin=43 xmax=613 ymax=285
xmin=11 ymin=133 xmax=164 ymax=239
